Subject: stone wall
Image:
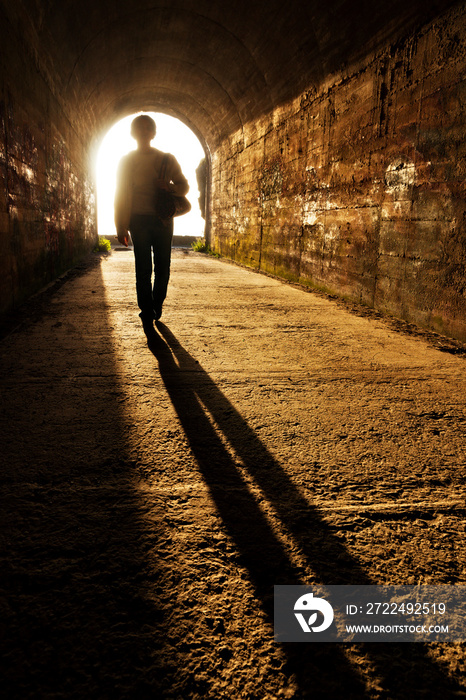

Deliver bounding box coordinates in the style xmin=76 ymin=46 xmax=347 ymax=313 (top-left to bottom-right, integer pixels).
xmin=0 ymin=4 xmax=96 ymax=316
xmin=210 ymin=4 xmax=466 ymax=341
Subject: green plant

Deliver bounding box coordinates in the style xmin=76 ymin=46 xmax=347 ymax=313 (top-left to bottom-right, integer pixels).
xmin=191 ymin=237 xmax=208 ymax=252
xmin=191 ymin=238 xmax=221 ymax=257
xmin=94 ymin=236 xmax=112 ymax=253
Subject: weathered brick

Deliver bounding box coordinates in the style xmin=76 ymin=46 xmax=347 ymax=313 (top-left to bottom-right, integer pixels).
xmin=212 ymin=3 xmax=466 ymax=341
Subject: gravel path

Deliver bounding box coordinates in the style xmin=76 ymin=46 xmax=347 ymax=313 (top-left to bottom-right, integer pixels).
xmin=1 ymin=249 xmax=465 ymax=699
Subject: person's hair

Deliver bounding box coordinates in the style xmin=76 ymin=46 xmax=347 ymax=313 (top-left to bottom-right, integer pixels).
xmin=131 ymin=114 xmax=156 ymax=137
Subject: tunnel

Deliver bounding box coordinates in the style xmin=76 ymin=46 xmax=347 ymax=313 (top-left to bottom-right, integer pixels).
xmin=1 ymin=0 xmax=466 ymax=340
xmin=1 ymin=3 xmax=466 ymax=697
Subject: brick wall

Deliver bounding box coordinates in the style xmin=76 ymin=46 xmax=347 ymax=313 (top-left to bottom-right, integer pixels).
xmin=210 ymin=4 xmax=466 ymax=341
xmin=0 ymin=4 xmax=96 ymax=315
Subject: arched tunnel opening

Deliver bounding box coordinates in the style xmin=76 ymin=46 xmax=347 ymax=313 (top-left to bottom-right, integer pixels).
xmin=95 ymin=111 xmax=207 ymax=243
xmin=1 ymin=0 xmax=465 ymax=341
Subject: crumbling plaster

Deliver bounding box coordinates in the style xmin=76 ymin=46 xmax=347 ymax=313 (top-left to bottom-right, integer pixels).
xmin=211 ymin=4 xmax=466 ymax=340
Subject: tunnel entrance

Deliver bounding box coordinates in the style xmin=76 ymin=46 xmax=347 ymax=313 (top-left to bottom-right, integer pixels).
xmin=96 ymin=112 xmax=206 ymax=242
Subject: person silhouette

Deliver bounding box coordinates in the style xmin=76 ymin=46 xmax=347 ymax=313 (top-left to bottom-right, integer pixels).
xmin=114 ymin=114 xmax=189 ymax=332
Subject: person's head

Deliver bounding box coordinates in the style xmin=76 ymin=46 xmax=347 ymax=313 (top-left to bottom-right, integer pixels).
xmin=131 ymin=115 xmax=156 ymax=144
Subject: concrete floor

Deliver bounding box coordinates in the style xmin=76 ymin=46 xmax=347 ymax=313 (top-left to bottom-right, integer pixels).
xmin=1 ymin=249 xmax=465 ymax=699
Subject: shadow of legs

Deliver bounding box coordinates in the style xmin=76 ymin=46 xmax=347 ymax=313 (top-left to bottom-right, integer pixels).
xmin=146 ymin=324 xmax=462 ymax=699
xmin=147 ymin=329 xmax=365 ymax=697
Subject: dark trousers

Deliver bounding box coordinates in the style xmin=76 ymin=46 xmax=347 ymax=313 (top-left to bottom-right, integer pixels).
xmin=129 ymin=214 xmax=174 ymax=321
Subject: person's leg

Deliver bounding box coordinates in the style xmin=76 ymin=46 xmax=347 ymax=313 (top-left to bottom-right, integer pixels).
xmin=129 ymin=215 xmax=155 ymax=322
xmin=151 ymin=219 xmax=174 ymax=319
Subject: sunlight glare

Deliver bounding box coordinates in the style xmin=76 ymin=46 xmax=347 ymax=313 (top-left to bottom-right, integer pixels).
xmin=96 ymin=112 xmax=206 ymax=239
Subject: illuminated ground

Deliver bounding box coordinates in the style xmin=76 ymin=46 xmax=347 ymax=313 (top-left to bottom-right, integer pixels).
xmin=1 ymin=249 xmax=465 ymax=698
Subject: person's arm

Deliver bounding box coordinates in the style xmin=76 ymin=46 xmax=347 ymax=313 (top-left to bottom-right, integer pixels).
xmin=165 ymin=155 xmax=189 ymax=196
xmin=114 ymin=156 xmax=132 ymax=245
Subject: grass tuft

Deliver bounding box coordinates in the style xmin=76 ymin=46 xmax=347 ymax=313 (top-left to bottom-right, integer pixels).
xmin=191 ymin=238 xmax=221 ymax=257
xmin=93 ymin=237 xmax=112 ymax=253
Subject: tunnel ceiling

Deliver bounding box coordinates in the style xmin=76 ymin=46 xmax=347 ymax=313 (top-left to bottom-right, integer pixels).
xmin=5 ymin=0 xmax=459 ymax=148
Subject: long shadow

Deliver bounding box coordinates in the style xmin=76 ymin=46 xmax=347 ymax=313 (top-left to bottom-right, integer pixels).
xmin=149 ymin=322 xmax=462 ymax=699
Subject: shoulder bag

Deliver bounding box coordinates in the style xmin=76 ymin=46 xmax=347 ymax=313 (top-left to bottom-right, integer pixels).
xmin=155 ymin=154 xmax=191 ymax=219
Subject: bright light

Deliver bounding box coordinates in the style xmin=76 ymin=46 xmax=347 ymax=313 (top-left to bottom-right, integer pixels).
xmin=96 ymin=112 xmax=206 ymax=239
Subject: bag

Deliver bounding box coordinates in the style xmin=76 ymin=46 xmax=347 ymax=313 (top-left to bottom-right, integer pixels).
xmin=155 ymin=154 xmax=191 ymax=219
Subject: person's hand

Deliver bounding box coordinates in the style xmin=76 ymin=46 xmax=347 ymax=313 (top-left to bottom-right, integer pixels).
xmin=117 ymin=228 xmax=129 ymax=247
